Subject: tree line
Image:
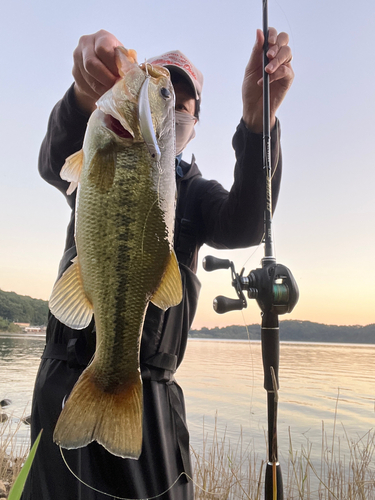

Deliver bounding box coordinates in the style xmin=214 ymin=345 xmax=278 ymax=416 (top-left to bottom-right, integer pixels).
xmin=0 ymin=289 xmax=49 ymax=329
xmin=189 ymin=320 xmax=375 ymax=344
xmin=1 ymin=287 xmax=374 ymax=343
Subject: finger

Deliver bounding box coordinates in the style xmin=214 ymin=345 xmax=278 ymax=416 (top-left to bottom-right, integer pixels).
xmin=81 ymin=46 xmax=118 ymax=89
xmin=73 ymin=46 xmax=109 ymax=100
xmin=258 ymin=64 xmax=294 ymax=87
xmin=72 ymin=65 xmax=102 ymax=102
xmin=275 ymin=31 xmax=289 ymax=47
xmin=265 ymin=45 xmax=293 ymax=73
xmin=267 ymin=27 xmax=278 ymax=46
xmin=244 ymin=29 xmax=264 ymax=76
xmin=267 ymin=30 xmax=289 ymax=59
xmin=94 ymin=32 xmax=122 ymax=77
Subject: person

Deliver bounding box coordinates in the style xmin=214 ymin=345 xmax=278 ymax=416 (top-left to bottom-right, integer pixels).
xmin=22 ymin=28 xmax=294 ymax=500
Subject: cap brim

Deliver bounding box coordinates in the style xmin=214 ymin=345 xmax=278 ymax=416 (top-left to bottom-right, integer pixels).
xmin=166 ymin=66 xmax=199 ymax=100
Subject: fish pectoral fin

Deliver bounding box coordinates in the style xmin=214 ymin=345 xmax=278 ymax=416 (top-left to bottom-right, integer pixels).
xmin=61 ymin=150 xmax=84 ymax=195
xmin=88 ymin=146 xmax=116 ymax=192
xmin=151 ymin=251 xmax=183 ymax=311
xmin=53 ymin=366 xmax=143 ymax=459
xmin=49 ymin=257 xmax=94 ymax=329
xmin=115 ymin=46 xmax=138 ymax=77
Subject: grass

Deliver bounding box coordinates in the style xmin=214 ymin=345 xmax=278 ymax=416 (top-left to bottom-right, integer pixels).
xmin=0 ymin=411 xmax=29 ymax=498
xmin=190 ymin=417 xmax=264 ymax=500
xmin=1 ymin=409 xmax=375 ymax=499
xmin=191 ymin=418 xmax=375 ymax=500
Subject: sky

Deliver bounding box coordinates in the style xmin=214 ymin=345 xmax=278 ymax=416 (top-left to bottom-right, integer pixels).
xmin=1 ymin=0 xmax=374 ymax=330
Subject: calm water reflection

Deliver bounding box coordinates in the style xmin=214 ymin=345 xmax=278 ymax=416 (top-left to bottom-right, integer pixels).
xmin=1 ymin=334 xmax=374 ymax=469
xmin=178 ymin=339 xmax=375 ymax=466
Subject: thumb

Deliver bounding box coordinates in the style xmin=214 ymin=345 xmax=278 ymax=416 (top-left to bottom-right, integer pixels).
xmin=245 ymin=29 xmax=264 ymax=74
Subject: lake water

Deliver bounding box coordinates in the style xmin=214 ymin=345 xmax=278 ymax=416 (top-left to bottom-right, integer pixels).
xmin=1 ymin=333 xmax=375 ymax=487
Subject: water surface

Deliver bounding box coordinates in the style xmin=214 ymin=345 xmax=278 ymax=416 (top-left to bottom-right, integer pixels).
xmin=1 ymin=334 xmax=374 ymax=471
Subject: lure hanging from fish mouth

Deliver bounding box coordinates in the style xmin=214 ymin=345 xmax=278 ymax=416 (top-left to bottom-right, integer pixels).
xmin=139 ymin=75 xmax=162 ymax=162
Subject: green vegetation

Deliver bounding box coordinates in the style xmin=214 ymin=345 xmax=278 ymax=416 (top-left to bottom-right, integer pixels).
xmin=0 ymin=412 xmax=30 ymax=498
xmin=189 ymin=320 xmax=375 ymax=344
xmin=0 ymin=317 xmax=21 ymax=333
xmin=7 ymin=431 xmax=42 ymax=500
xmin=0 ymin=289 xmax=48 ymax=327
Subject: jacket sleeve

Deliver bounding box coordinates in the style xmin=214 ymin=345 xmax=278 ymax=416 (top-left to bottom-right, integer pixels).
xmin=199 ymin=118 xmax=282 ymax=249
xmin=38 ymin=84 xmax=90 ymax=209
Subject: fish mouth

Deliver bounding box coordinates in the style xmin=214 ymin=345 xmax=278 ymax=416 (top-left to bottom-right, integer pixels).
xmin=104 ymin=114 xmax=133 ymax=139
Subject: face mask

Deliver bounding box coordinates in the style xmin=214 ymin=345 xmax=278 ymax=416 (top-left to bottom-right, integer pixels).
xmin=175 ymin=111 xmax=196 ymax=155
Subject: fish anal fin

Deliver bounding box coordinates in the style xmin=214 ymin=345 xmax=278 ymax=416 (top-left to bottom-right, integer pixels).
xmin=61 ymin=150 xmax=84 ymax=195
xmin=53 ymin=366 xmax=143 ymax=459
xmin=115 ymin=47 xmax=138 ymax=77
xmin=87 ymin=145 xmax=116 ymax=192
xmin=49 ymin=257 xmax=93 ymax=330
xmin=151 ymin=251 xmax=183 ymax=311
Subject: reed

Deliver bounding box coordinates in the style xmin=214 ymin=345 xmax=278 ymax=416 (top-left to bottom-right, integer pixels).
xmin=191 ymin=414 xmax=375 ymax=499
xmin=1 ymin=409 xmax=375 ymax=499
xmin=0 ymin=411 xmax=29 ymax=497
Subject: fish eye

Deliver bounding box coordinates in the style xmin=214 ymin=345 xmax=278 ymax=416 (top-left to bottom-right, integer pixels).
xmin=160 ymin=87 xmax=171 ymax=99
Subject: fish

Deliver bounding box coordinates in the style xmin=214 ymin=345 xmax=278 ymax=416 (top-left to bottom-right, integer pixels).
xmin=49 ymin=47 xmax=182 ymax=459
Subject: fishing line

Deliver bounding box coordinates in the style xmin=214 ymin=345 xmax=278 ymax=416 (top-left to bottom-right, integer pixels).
xmin=241 ymin=119 xmax=280 ymax=273
xmin=140 ymin=199 xmax=158 ymax=257
xmin=271 ymin=0 xmax=295 ymax=54
xmin=59 ymin=446 xmax=225 ymax=500
xmin=241 ymin=309 xmax=256 ymax=425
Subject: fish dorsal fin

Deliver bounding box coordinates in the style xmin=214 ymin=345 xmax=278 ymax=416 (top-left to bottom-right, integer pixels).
xmin=115 ymin=47 xmax=138 ymax=77
xmin=61 ymin=150 xmax=84 ymax=195
xmin=49 ymin=257 xmax=94 ymax=329
xmin=151 ymin=251 xmax=183 ymax=311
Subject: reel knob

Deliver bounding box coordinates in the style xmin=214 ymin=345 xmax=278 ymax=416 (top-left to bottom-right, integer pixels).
xmin=203 ymin=255 xmax=231 ymax=272
xmin=213 ymin=296 xmax=246 ymax=314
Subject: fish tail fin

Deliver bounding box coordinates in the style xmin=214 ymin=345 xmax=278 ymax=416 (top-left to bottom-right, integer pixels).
xmin=53 ymin=365 xmax=143 ymax=459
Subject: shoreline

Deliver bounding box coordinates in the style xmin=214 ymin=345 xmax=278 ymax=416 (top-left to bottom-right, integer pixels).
xmin=2 ymin=331 xmax=375 ymax=347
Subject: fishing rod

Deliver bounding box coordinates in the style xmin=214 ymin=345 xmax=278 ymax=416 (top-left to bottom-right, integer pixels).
xmin=202 ymin=1 xmax=299 ymax=498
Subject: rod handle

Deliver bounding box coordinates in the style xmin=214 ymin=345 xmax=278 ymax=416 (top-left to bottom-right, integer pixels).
xmin=265 ymin=462 xmax=283 ymax=499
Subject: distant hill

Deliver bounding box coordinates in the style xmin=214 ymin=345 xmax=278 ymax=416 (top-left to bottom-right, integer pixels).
xmin=189 ymin=321 xmax=375 ymax=344
xmin=0 ymin=289 xmax=49 ymax=328
xmin=1 ymin=287 xmax=374 ymax=344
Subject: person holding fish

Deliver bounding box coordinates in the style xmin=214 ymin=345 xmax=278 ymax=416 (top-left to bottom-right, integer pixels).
xmin=23 ymin=28 xmax=293 ymax=500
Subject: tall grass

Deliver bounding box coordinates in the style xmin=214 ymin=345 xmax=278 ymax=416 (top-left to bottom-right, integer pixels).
xmin=191 ymin=417 xmax=265 ymax=500
xmin=1 ymin=409 xmax=375 ymax=499
xmin=191 ymin=415 xmax=375 ymax=500
xmin=0 ymin=411 xmax=29 ymax=497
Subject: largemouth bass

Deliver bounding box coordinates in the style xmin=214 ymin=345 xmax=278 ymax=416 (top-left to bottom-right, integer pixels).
xmin=50 ymin=47 xmax=182 ymax=459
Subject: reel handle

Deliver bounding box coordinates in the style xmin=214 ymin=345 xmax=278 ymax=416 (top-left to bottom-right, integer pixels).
xmin=213 ymin=295 xmax=245 ymax=314
xmin=202 ymin=255 xmax=231 ymax=272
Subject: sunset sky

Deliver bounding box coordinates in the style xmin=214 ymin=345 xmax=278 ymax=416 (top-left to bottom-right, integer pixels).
xmin=1 ymin=0 xmax=374 ymax=330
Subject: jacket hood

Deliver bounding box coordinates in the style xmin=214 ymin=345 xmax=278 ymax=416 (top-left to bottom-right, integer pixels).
xmin=177 ymin=154 xmax=202 ymax=183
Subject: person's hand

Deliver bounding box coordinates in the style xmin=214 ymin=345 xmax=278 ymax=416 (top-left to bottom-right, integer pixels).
xmin=72 ymin=30 xmax=123 ymax=114
xmin=242 ymin=28 xmax=294 ymax=133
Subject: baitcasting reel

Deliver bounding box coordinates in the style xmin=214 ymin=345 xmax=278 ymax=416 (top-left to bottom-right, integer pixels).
xmin=203 ymin=255 xmax=299 ymax=317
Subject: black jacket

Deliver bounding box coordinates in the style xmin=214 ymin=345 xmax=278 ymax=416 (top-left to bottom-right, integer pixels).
xmin=23 ymin=84 xmax=282 ymax=500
